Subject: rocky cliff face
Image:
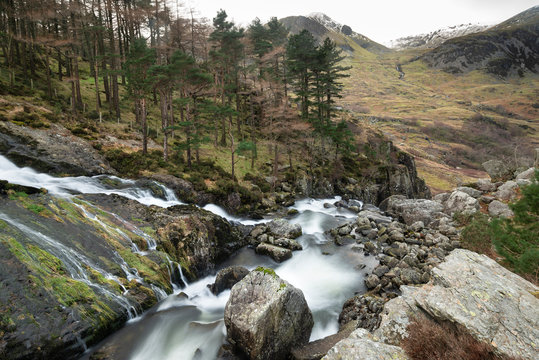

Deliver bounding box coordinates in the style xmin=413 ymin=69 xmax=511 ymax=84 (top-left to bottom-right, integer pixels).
xmin=0 ymin=121 xmax=115 ymax=176
xmin=420 ymin=6 xmax=539 ymax=76
xmin=0 ymin=186 xmax=244 ymax=359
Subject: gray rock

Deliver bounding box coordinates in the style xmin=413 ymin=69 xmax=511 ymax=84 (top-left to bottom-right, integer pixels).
xmin=479 ymin=195 xmax=495 ymax=204
xmin=270 ymin=237 xmax=303 ymax=251
xmin=373 ymin=265 xmax=390 ymax=278
xmin=443 ymin=190 xmax=479 ymax=215
xmin=358 ymin=210 xmax=392 ymax=225
xmin=356 ymin=216 xmax=372 ymax=231
xmin=209 ymin=266 xmax=250 ymax=295
xmin=456 ymin=186 xmax=482 ymax=198
xmin=433 ymin=192 xmax=450 ymax=203
xmin=475 ymin=178 xmax=497 ymax=192
xmin=488 ymin=200 xmax=514 ymax=218
xmin=384 ymin=196 xmax=444 ymax=226
xmin=409 ymin=221 xmax=424 ymax=232
xmin=375 ymin=249 xmax=539 ymax=360
xmin=515 ymin=167 xmax=535 ymax=180
xmin=256 ymin=243 xmax=292 ymax=262
xmin=495 ymin=181 xmax=519 ymax=202
xmin=224 ymin=269 xmax=313 ymax=360
xmin=323 ymin=328 xmax=409 ymax=360
xmin=482 ymin=159 xmax=514 ymax=182
xmin=365 ymin=274 xmax=381 ymax=289
xmin=266 ymin=219 xmax=302 ymax=239
xmin=517 ymin=179 xmax=532 ymax=187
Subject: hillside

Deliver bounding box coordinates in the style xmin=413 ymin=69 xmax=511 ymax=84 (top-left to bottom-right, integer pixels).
xmin=280 ymin=13 xmax=390 ymax=54
xmin=420 ymin=6 xmax=539 ymax=76
xmin=387 ymin=23 xmax=490 ymax=50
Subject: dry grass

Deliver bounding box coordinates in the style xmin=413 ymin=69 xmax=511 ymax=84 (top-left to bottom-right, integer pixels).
xmin=402 ymin=316 xmax=521 ymax=360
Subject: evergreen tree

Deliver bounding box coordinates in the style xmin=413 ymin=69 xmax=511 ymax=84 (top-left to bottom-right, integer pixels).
xmin=286 ymin=29 xmax=316 ymax=119
xmin=124 ymin=38 xmax=156 ymax=154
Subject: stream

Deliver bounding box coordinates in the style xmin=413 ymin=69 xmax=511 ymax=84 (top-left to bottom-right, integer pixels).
xmin=0 ymin=155 xmax=377 ymax=360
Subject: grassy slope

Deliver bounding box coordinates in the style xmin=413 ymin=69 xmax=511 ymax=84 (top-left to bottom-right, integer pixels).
xmin=336 ymin=43 xmax=539 ymax=193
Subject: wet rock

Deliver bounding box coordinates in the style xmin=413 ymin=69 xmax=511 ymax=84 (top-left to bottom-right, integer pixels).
xmin=269 ymin=237 xmax=303 ymax=251
xmin=365 ymin=274 xmax=381 ymax=289
xmin=0 ymin=121 xmax=116 ymax=176
xmin=373 ymin=265 xmax=390 ymax=278
xmin=209 ymin=266 xmax=250 ymax=295
xmin=488 ymin=200 xmax=514 ymax=218
xmin=224 ymin=269 xmax=313 ymax=360
xmin=150 ymin=174 xmax=197 ymax=203
xmin=495 ymin=181 xmax=519 ymax=202
xmin=256 ymin=243 xmax=292 ymax=262
xmin=443 ymin=190 xmax=479 ymax=216
xmin=323 ymin=328 xmax=408 ymax=360
xmin=266 ymin=219 xmax=302 ymax=239
xmin=355 ymin=216 xmax=372 ymax=231
xmin=339 ymin=295 xmax=385 ymax=331
xmin=291 ymin=321 xmax=356 ymax=360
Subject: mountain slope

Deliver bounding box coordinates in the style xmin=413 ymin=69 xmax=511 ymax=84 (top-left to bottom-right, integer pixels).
xmin=279 ymin=14 xmax=390 ymax=54
xmin=420 ymin=6 xmax=539 ymax=76
xmin=388 ymin=23 xmax=490 ymax=50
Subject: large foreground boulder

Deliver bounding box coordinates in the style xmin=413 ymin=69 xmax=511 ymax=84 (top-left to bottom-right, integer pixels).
xmin=323 ymin=329 xmax=408 ymax=360
xmin=374 ymin=249 xmax=539 ymax=359
xmin=224 ymin=268 xmax=313 ymax=360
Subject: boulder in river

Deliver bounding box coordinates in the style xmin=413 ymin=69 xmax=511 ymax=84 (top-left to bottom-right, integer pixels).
xmin=255 ymin=243 xmax=292 ymax=262
xmin=208 ymin=266 xmax=250 ymax=295
xmin=224 ymin=268 xmax=313 ymax=360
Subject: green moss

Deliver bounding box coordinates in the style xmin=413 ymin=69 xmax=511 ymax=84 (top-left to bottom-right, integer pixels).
xmin=119 ymin=249 xmax=170 ymax=292
xmin=255 ymin=266 xmax=277 ymax=278
xmin=27 ymin=204 xmax=45 ymax=214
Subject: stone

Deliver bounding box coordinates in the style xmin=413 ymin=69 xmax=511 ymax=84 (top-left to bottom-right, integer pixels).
xmin=355 ymin=216 xmax=372 ymax=231
xmin=443 ymin=190 xmax=479 ymax=215
xmin=291 ymin=322 xmax=356 ymax=360
xmin=373 ymin=265 xmax=390 ymax=278
xmin=256 ymin=243 xmax=292 ymax=262
xmin=479 ymin=195 xmax=495 ymax=204
xmin=488 ymin=200 xmax=514 ymax=218
xmin=365 ymin=274 xmax=381 ymax=289
xmin=409 ymin=221 xmax=424 ymax=232
xmin=433 ymin=192 xmax=450 ymax=203
xmin=375 ymin=249 xmax=539 ymax=360
xmin=224 ymin=269 xmax=313 ymax=360
xmin=456 ymin=186 xmax=482 ymax=198
xmin=495 ymin=181 xmax=519 ymax=202
xmin=475 ymin=178 xmax=497 ymax=192
xmin=515 ymin=167 xmax=535 ymax=180
xmin=209 ymin=266 xmax=250 ymax=295
xmin=482 ymin=159 xmax=514 ymax=182
xmin=323 ymin=329 xmax=409 ymax=360
xmin=266 ymin=219 xmax=302 ymax=239
xmin=383 ymin=196 xmax=444 ymax=226
xmin=358 ymin=210 xmax=392 ymax=225
xmin=270 ymin=237 xmax=303 ymax=251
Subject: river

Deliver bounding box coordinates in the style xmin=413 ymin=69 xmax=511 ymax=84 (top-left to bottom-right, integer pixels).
xmin=0 ymin=155 xmax=377 ymax=360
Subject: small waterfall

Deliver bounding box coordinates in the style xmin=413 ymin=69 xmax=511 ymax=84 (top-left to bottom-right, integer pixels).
xmin=0 ymin=212 xmax=139 ymax=319
xmin=178 ymin=264 xmax=189 ymax=287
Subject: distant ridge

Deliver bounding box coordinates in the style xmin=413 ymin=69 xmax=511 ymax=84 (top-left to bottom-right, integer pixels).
xmin=387 ymin=23 xmax=490 ymax=50
xmin=279 ymin=13 xmax=390 ymax=55
xmin=420 ymin=5 xmax=539 ymax=76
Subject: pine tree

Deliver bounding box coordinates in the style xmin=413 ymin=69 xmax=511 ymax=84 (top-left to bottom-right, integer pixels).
xmin=124 ymin=38 xmax=156 ymax=154
xmin=286 ymin=30 xmax=316 ymax=119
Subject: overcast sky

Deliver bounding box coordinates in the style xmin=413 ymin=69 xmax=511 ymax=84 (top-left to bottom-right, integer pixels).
xmin=182 ymin=0 xmax=538 ymax=44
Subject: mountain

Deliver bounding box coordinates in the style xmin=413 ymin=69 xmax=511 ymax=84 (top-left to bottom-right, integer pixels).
xmin=420 ymin=6 xmax=539 ymax=76
xmin=279 ymin=13 xmax=390 ymax=54
xmin=387 ymin=23 xmax=490 ymax=50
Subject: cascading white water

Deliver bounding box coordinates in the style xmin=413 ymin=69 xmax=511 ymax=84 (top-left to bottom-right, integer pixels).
xmin=1 ymin=155 xmax=375 ymax=359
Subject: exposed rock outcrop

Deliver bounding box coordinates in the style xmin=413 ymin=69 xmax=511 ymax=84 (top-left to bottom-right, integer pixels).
xmin=224 ymin=268 xmax=313 ymax=360
xmin=0 ymin=121 xmax=115 ymax=176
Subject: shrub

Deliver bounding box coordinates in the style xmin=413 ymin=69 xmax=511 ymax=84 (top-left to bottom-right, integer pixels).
xmin=402 ymin=316 xmax=518 ymax=360
xmin=490 ymin=171 xmax=539 ymax=280
xmin=455 ymin=212 xmax=495 ymax=256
